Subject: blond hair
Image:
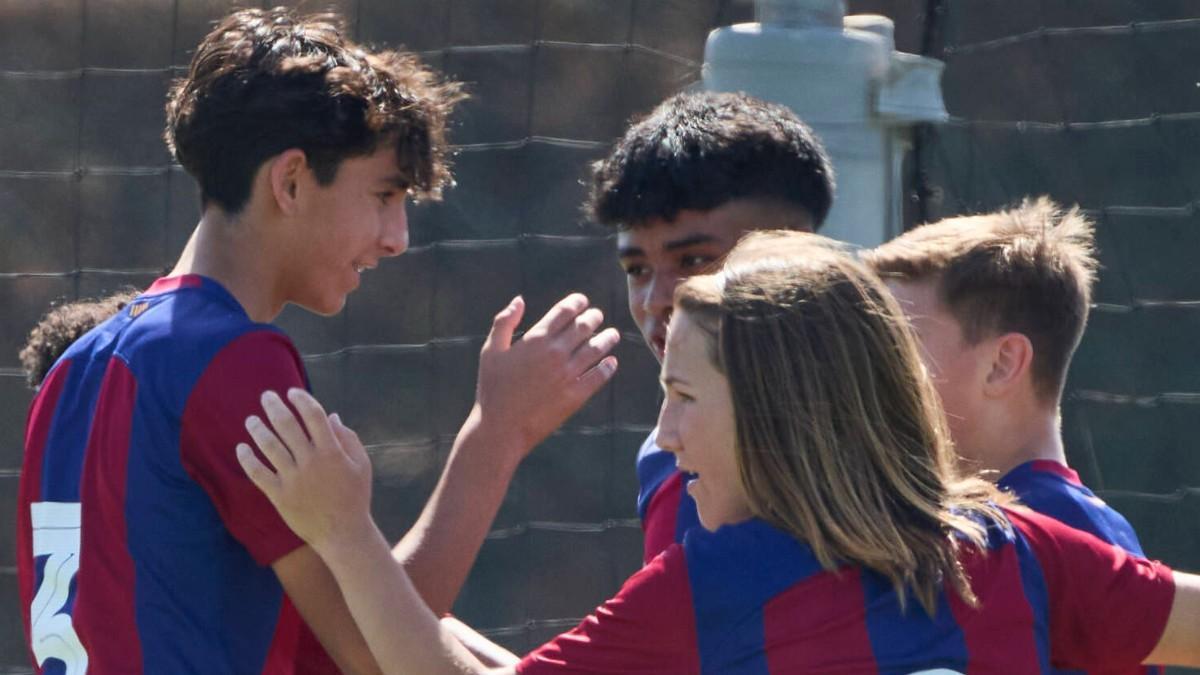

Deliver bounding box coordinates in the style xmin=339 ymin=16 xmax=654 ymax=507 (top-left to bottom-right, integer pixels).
xmin=676 ymin=231 xmax=1006 ymax=616
xmin=863 ymin=197 xmax=1097 ymax=403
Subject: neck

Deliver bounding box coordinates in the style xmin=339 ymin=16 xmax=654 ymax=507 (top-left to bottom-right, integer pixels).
xmin=170 ymin=210 xmax=284 ymax=323
xmin=975 ymin=406 xmax=1066 ymax=479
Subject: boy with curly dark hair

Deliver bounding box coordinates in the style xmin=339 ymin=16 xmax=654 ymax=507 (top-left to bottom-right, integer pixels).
xmin=17 ymin=8 xmax=617 ymax=674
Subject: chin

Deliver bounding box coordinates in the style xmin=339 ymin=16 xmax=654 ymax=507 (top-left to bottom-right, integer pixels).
xmin=298 ymin=295 xmax=348 ymax=317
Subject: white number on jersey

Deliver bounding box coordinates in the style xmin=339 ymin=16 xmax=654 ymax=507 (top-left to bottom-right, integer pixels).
xmin=30 ymin=501 xmax=89 ymax=674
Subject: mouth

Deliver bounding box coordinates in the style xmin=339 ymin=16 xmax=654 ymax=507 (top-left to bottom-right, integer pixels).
xmin=650 ymin=333 xmax=667 ymax=358
xmin=675 ymin=459 xmax=698 ymax=478
xmin=353 ymin=262 xmax=376 ymax=274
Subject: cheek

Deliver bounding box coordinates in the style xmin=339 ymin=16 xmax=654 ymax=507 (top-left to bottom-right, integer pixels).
xmin=627 ymin=287 xmax=648 ymax=320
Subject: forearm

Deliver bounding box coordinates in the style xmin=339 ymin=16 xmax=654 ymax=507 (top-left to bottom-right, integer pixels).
xmin=442 ymin=617 xmax=520 ymax=668
xmin=320 ymin=519 xmax=493 ymax=675
xmin=393 ymin=407 xmax=523 ymax=615
xmin=1145 ymin=571 xmax=1200 ymax=666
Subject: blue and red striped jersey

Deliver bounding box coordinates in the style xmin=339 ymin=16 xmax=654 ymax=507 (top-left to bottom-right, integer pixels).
xmin=518 ymin=508 xmax=1174 ymax=674
xmin=636 ymin=430 xmax=700 ymax=564
xmin=999 ymin=459 xmax=1160 ymax=675
xmin=999 ymin=460 xmax=1145 ymax=556
xmin=16 ymin=275 xmax=311 ymax=674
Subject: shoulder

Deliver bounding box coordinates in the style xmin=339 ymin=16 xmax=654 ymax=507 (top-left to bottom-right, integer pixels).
xmin=684 ymin=519 xmax=824 ymax=619
xmin=1002 ymin=463 xmax=1145 ymax=555
xmin=517 ymin=544 xmax=700 ymax=674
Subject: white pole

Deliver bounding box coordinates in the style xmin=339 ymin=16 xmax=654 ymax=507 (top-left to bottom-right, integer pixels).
xmin=703 ymin=0 xmax=947 ymax=247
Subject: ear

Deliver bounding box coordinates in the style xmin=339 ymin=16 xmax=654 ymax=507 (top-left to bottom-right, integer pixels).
xmin=267 ymin=149 xmax=309 ymax=216
xmin=983 ymin=332 xmax=1034 ymax=398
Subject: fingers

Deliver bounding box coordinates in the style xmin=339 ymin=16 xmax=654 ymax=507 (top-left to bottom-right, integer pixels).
xmin=483 ymin=296 xmax=525 ymax=353
xmin=260 ymin=390 xmax=312 ymax=463
xmin=236 ymin=443 xmax=281 ymax=498
xmin=244 ymin=413 xmax=295 ymax=473
xmin=567 ymin=307 xmax=605 ymax=344
xmin=329 ymin=412 xmax=369 ymax=466
xmin=568 ymin=326 xmax=621 ymax=374
xmin=286 ymin=389 xmax=338 ymax=457
xmin=574 ymin=355 xmax=619 ymax=398
xmin=528 ymin=293 xmax=588 ymax=338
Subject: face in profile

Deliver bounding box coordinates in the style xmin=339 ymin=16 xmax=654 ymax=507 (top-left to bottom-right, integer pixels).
xmin=885 ymin=278 xmax=990 ymax=463
xmin=287 ymin=146 xmax=411 ymax=316
xmin=655 ymin=309 xmax=752 ymax=531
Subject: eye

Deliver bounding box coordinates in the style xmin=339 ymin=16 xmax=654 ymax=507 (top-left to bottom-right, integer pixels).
xmin=680 ymin=254 xmax=713 ymax=271
xmin=667 ymin=388 xmax=695 ymax=403
xmin=622 ymin=263 xmax=648 ymax=281
xmin=377 ymin=190 xmax=399 ymax=205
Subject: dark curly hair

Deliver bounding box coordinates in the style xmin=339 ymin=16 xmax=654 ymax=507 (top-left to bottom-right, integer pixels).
xmin=588 ymin=91 xmax=835 ymax=230
xmin=20 ymin=290 xmax=141 ymax=388
xmin=165 ymin=7 xmax=465 ymax=214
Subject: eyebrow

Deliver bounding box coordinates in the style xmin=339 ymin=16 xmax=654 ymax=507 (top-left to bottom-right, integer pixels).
xmin=659 ymin=374 xmax=690 ymax=389
xmin=617 ymin=233 xmax=721 ymax=260
xmin=380 ymin=174 xmax=411 ymax=190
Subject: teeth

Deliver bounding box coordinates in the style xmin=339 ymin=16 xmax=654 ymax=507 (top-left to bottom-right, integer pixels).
xmin=355 ymin=265 xmax=366 ymax=273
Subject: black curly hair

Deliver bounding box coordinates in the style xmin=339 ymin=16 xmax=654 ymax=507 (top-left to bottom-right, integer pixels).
xmin=20 ymin=290 xmax=141 ymax=388
xmin=588 ymin=91 xmax=835 ymax=230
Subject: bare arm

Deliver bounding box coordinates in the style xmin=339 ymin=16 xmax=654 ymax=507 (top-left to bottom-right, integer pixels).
xmin=1145 ymin=571 xmax=1200 ymax=666
xmin=391 ymin=294 xmax=619 ymax=614
xmin=441 ymin=616 xmax=520 ymax=668
xmin=240 ymin=390 xmax=516 ymax=675
xmin=320 ymin=518 xmax=504 ymax=675
xmin=389 ymin=408 xmax=521 ymax=616
xmin=272 ymin=545 xmax=382 ymax=675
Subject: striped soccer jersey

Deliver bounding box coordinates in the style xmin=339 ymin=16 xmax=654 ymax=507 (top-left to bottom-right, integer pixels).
xmin=518 ymin=508 xmax=1174 ymax=674
xmin=999 ymin=459 xmax=1161 ymax=675
xmin=17 ymin=275 xmax=312 ymax=674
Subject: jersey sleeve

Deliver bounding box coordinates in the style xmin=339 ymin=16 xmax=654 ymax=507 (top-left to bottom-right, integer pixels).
xmin=517 ymin=544 xmax=700 ymax=674
xmin=1008 ymin=508 xmax=1175 ymax=670
xmin=180 ymin=329 xmax=308 ymax=566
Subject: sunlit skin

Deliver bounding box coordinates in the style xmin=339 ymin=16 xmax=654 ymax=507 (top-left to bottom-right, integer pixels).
xmin=618 ymin=200 xmax=812 ymax=362
xmin=170 ymin=145 xmax=411 ymax=323
xmin=281 ymin=146 xmax=411 ymax=316
xmin=886 ymin=279 xmax=992 ymax=465
xmin=655 ymin=310 xmax=753 ymax=531
xmin=886 ymin=277 xmax=1064 ymax=477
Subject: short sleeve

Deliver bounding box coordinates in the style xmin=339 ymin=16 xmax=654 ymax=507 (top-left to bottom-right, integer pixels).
xmin=180 ymin=330 xmax=308 ymax=566
xmin=1008 ymin=508 xmax=1175 ymax=670
xmin=517 ymin=544 xmax=701 ymax=674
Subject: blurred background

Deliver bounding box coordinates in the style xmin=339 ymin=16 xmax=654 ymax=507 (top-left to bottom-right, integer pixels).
xmin=1 ymin=0 xmax=1198 ymax=671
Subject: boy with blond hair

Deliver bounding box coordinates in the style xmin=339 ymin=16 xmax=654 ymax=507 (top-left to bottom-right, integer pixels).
xmin=866 ymin=200 xmax=1159 ymax=674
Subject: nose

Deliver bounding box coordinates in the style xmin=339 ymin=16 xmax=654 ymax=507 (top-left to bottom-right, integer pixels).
xmin=380 ymin=201 xmax=409 ymax=257
xmin=655 ymin=398 xmax=681 ymax=455
xmin=644 ymin=270 xmax=678 ymax=318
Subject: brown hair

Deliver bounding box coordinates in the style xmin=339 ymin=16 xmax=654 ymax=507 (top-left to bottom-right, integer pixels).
xmin=675 ymin=231 xmax=1006 ymax=616
xmin=588 ymin=91 xmax=835 ymax=230
xmin=863 ymin=197 xmax=1097 ymax=403
xmin=165 ymin=7 xmax=464 ymax=214
xmin=20 ymin=290 xmax=141 ymax=388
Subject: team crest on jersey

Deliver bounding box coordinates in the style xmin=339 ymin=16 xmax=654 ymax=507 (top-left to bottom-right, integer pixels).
xmin=127 ymin=301 xmax=150 ymax=319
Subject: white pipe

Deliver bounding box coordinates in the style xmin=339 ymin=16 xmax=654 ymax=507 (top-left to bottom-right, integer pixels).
xmin=705 ymin=4 xmax=947 ymax=247
xmin=756 ymin=0 xmax=846 ymax=28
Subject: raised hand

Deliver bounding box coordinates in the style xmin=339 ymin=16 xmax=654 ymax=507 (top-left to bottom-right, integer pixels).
xmin=237 ymin=388 xmax=374 ymax=554
xmin=473 ymin=293 xmax=620 ymax=459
